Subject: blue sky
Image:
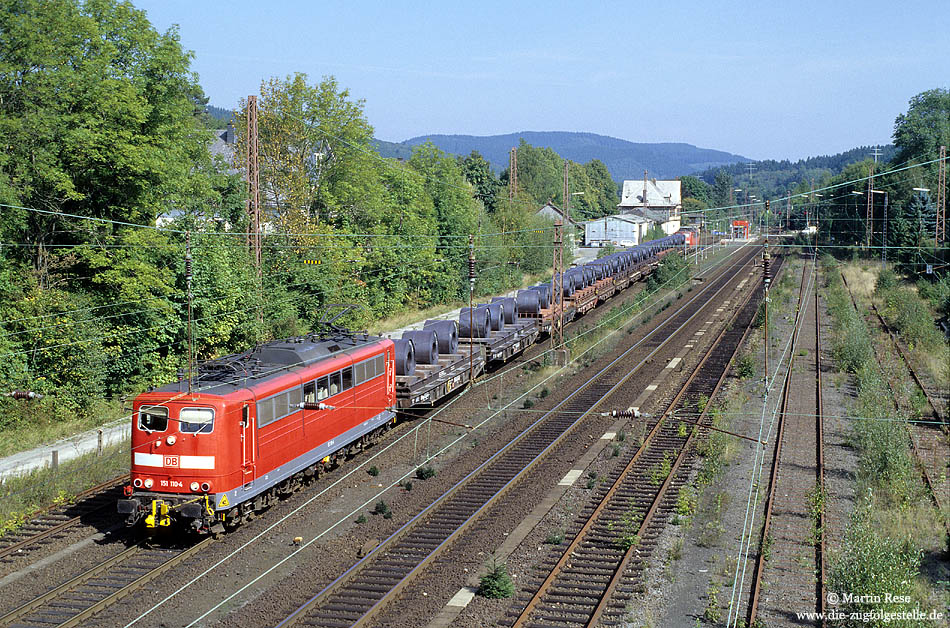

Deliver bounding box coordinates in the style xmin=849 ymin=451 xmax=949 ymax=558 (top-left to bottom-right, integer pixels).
xmin=134 ymin=0 xmax=947 ymax=161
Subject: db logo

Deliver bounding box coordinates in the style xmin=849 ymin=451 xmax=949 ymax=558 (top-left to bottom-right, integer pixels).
xmin=164 ymin=455 xmax=180 ymax=467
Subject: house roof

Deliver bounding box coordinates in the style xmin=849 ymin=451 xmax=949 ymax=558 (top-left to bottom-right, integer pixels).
xmin=618 ymin=179 xmax=681 ymax=208
xmin=537 ymin=202 xmax=581 ymax=227
xmin=209 ymin=126 xmax=236 ymax=162
xmin=580 ymin=214 xmax=652 ymax=227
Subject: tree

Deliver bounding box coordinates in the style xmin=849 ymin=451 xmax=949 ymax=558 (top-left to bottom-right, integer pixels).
xmin=234 ymin=73 xmax=381 ymax=236
xmin=0 ymin=0 xmax=211 ymax=282
xmin=408 ymin=143 xmax=480 ymax=302
xmin=887 ymin=193 xmax=934 ymax=274
xmin=893 ymin=89 xmax=950 ymax=166
xmin=711 ymin=170 xmax=734 ymax=209
xmin=457 ymin=150 xmax=500 ymax=213
xmin=501 ymin=139 xmax=561 ymax=208
xmin=580 ymin=159 xmax=619 ymax=219
xmin=680 ymin=175 xmax=710 ymax=206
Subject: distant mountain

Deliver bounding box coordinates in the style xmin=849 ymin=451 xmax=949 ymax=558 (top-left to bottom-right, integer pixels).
xmin=373 ymin=131 xmax=751 ymax=181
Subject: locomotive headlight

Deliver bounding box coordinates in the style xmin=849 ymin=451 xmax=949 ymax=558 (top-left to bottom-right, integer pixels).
xmin=143 ymin=478 xmax=154 ymax=489
xmin=166 ymin=435 xmax=177 ymax=446
xmin=190 ymin=481 xmax=200 ymax=491
xmin=200 ymin=482 xmax=211 ymax=492
xmin=133 ymin=478 xmax=143 ymax=488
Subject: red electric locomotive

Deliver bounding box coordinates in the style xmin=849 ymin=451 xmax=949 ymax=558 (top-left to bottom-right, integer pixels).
xmin=118 ymin=324 xmax=396 ymax=534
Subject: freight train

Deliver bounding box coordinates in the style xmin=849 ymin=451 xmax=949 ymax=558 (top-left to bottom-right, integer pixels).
xmin=117 ymin=234 xmax=687 ymax=533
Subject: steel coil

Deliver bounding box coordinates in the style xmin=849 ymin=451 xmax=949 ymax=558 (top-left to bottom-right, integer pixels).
xmin=459 ymin=306 xmax=490 ymax=338
xmin=402 ymin=329 xmax=438 ymax=364
xmin=483 ymin=302 xmax=504 ymax=331
xmin=532 ymin=284 xmax=551 ymax=308
xmin=423 ymin=319 xmax=459 ymax=354
xmin=516 ymin=289 xmax=541 ymax=316
xmin=491 ymin=297 xmax=517 ymax=324
xmin=393 ymin=338 xmax=416 ymax=376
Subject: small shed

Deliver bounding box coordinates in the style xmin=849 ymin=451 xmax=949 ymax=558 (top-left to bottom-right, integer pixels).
xmin=583 ymin=215 xmax=653 ymax=247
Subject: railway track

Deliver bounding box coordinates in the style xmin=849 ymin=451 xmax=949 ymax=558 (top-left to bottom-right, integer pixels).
xmin=505 ymin=257 xmax=769 ymax=627
xmin=0 ymin=474 xmax=128 ymax=563
xmin=839 ymin=272 xmax=950 ymax=531
xmin=274 ymin=244 xmax=765 ymax=628
xmin=746 ymin=258 xmax=825 ymax=627
xmin=0 ymin=535 xmax=213 ymax=628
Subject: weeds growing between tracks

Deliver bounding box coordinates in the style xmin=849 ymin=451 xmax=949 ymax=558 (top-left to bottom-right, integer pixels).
xmin=821 ymin=257 xmax=947 ymax=625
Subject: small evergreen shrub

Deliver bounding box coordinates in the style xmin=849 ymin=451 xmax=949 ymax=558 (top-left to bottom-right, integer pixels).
xmin=478 ymin=560 xmax=515 ymax=598
xmin=415 ymin=465 xmax=436 ymax=480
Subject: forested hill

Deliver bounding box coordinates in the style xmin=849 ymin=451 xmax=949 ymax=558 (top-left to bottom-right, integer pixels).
xmin=696 ymin=144 xmax=898 ymax=198
xmin=375 ymin=131 xmax=750 ymax=180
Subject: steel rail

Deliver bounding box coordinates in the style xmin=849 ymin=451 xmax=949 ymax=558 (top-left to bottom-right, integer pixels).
xmin=839 ymin=271 xmax=950 ymax=535
xmin=511 ymin=267 xmax=761 ymax=627
xmin=0 ymin=536 xmax=213 ymax=628
xmin=869 ymin=302 xmax=946 ymax=424
xmin=0 ymin=474 xmax=129 ymax=561
xmin=747 ymin=258 xmax=814 ymax=626
xmin=275 ymin=245 xmax=765 ymax=628
xmin=589 ymin=285 xmax=759 ymax=626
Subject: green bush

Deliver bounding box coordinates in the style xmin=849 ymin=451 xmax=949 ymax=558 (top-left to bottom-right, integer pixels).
xmin=415 ymin=465 xmax=436 ymax=480
xmin=875 ymin=268 xmax=898 ymax=292
xmin=735 ymin=352 xmax=756 ymax=379
xmin=916 ymin=275 xmax=950 ymax=317
xmin=825 ymin=276 xmax=874 ymax=374
xmin=373 ymin=500 xmax=391 ymax=516
xmin=676 ymin=486 xmax=697 ymax=517
xmin=478 ymin=560 xmax=515 ymax=598
xmin=544 ymin=530 xmax=564 ymax=544
xmin=829 ymin=504 xmax=922 ymax=624
xmin=367 ymin=466 xmax=379 ymax=477
xmin=852 ymin=365 xmax=920 ymax=505
xmin=879 ymin=286 xmax=946 ymax=352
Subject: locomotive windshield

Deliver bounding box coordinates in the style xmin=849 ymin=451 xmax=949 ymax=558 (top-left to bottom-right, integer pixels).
xmin=179 ymin=407 xmax=214 ymax=433
xmin=138 ymin=406 xmax=168 ymax=432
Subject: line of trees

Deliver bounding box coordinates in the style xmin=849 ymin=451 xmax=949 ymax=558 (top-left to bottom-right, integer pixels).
xmin=0 ymin=0 xmax=603 ymax=428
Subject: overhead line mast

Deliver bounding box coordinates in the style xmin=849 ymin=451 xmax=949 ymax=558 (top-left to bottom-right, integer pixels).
xmin=246 ymin=94 xmax=261 ymax=275
xmin=938 ymin=145 xmax=946 ymax=244
xmin=509 ymin=147 xmax=518 ymax=202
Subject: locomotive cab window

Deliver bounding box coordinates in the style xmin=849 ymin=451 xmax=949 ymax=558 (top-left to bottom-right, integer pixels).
xmin=179 ymin=407 xmax=214 ymax=434
xmin=288 ymin=386 xmax=301 ymax=410
xmin=138 ymin=406 xmax=168 ymax=432
xmin=317 ymin=376 xmax=329 ymax=401
xmin=342 ymin=366 xmax=353 ymax=390
xmin=304 ymin=381 xmax=316 ymax=403
xmin=329 ymin=371 xmax=342 ymax=396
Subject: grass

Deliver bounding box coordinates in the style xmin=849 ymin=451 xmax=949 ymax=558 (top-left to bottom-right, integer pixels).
xmin=703 ymin=579 xmax=723 ymax=622
xmin=874 ymin=269 xmax=950 ymax=387
xmin=0 ymin=439 xmax=129 ymax=535
xmin=0 ymin=398 xmax=127 ymax=458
